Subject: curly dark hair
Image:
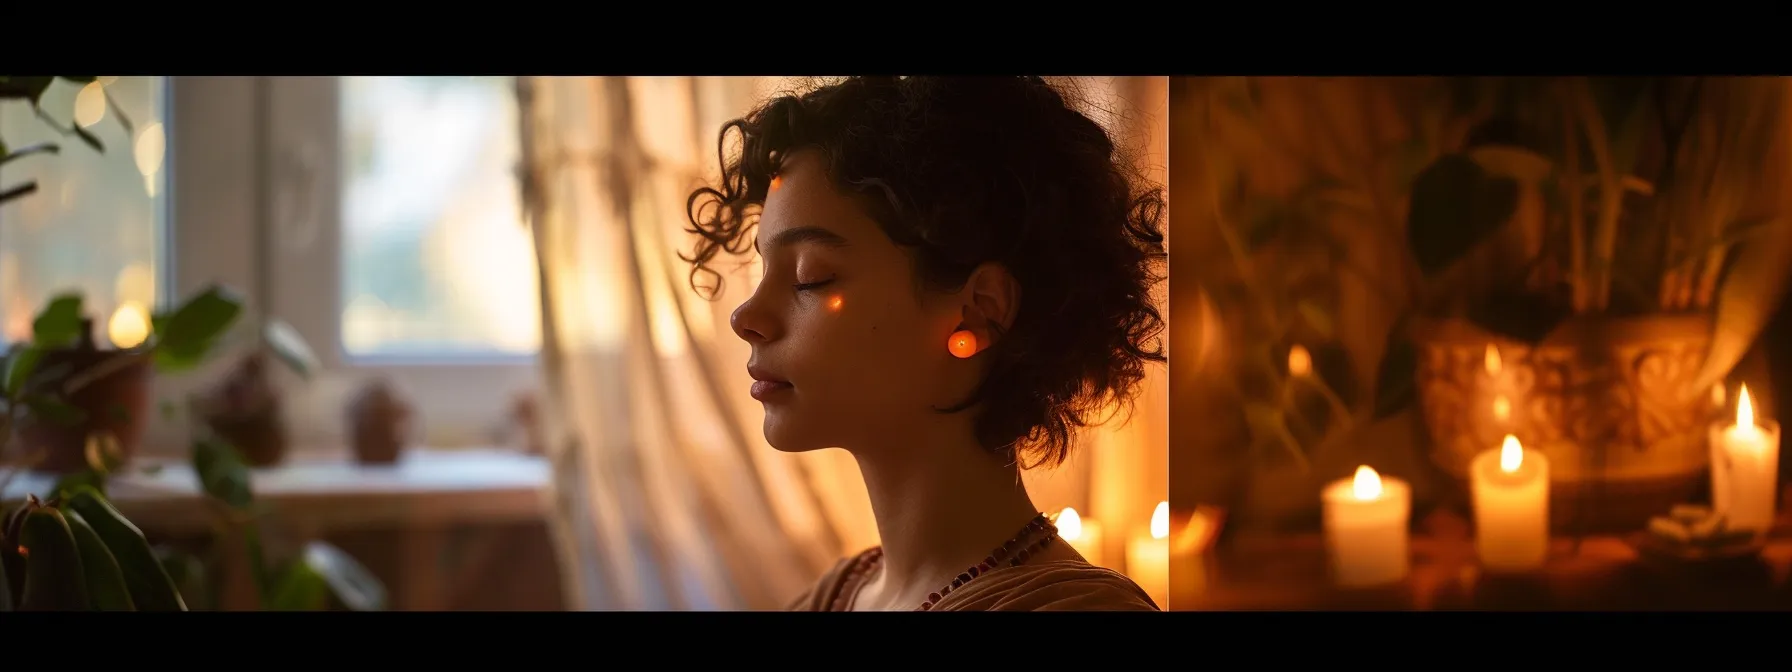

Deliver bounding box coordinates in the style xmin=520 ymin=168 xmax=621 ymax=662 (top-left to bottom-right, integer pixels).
xmin=683 ymin=76 xmax=1166 ymax=469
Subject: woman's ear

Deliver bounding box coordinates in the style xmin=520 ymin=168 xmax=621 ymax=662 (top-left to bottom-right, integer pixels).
xmin=961 ymin=262 xmax=1020 ymax=342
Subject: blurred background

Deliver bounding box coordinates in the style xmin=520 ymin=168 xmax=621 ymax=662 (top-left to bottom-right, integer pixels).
xmin=1167 ymin=76 xmax=1792 ymax=610
xmin=0 ymin=75 xmax=1168 ymax=610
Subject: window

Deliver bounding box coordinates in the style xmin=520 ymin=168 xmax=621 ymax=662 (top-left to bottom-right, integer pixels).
xmin=338 ymin=76 xmax=540 ymax=359
xmin=149 ymin=76 xmax=542 ymax=452
xmin=0 ymin=77 xmax=168 ymax=347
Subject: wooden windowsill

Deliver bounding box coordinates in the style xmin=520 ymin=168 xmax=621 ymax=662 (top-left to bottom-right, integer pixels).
xmin=0 ymin=447 xmax=552 ymax=536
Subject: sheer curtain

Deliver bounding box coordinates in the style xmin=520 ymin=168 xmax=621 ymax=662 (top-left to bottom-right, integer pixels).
xmin=516 ymin=76 xmax=1167 ymax=610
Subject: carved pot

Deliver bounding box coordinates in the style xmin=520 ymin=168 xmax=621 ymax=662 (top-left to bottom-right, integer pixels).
xmin=1410 ymin=314 xmax=1721 ymax=533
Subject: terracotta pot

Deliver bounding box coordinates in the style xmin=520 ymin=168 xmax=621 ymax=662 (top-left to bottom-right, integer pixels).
xmin=1409 ymin=314 xmax=1720 ymax=533
xmin=347 ymin=381 xmax=411 ymax=465
xmin=16 ymin=336 xmax=154 ymax=475
xmin=205 ymin=410 xmax=288 ymax=468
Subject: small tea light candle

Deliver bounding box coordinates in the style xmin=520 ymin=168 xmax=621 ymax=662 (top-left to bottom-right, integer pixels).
xmin=1057 ymin=507 xmax=1105 ymax=567
xmin=1710 ymin=384 xmax=1782 ymax=535
xmin=1471 ymin=434 xmax=1550 ymax=572
xmin=1322 ymin=465 xmax=1411 ymax=588
xmin=1125 ymin=501 xmax=1170 ymax=609
xmin=1171 ymin=506 xmax=1223 ymax=601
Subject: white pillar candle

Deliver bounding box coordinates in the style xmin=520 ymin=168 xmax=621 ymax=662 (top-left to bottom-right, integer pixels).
xmin=1125 ymin=501 xmax=1170 ymax=610
xmin=1057 ymin=507 xmax=1105 ymax=567
xmin=1471 ymin=434 xmax=1550 ymax=572
xmin=1710 ymin=384 xmax=1782 ymax=535
xmin=1322 ymin=465 xmax=1411 ymax=588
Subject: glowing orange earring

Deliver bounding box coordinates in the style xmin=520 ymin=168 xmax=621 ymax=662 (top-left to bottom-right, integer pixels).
xmin=948 ymin=329 xmax=979 ymax=359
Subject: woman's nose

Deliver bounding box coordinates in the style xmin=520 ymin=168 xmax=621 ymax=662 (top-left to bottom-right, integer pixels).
xmin=730 ymin=296 xmax=778 ymax=344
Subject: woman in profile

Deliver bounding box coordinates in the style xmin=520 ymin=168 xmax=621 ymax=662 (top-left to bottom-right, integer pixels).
xmin=684 ymin=76 xmax=1165 ymax=611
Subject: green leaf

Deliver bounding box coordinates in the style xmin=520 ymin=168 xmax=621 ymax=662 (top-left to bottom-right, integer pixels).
xmin=299 ymin=541 xmax=387 ymax=611
xmin=0 ymin=182 xmax=38 ymax=205
xmin=152 ymin=285 xmax=245 ymax=373
xmin=31 ymin=293 xmax=85 ymax=348
xmin=190 ymin=438 xmax=254 ymax=511
xmin=265 ymin=558 xmax=332 ymax=611
xmin=69 ymin=124 xmax=103 ymax=153
xmin=0 ymin=142 xmax=58 ymax=168
xmin=0 ymin=77 xmax=54 ymax=104
xmin=21 ymin=394 xmax=86 ymax=427
xmin=1405 ymin=154 xmax=1521 ymax=277
xmin=264 ymin=319 xmax=318 ymax=380
xmin=4 ymin=346 xmax=44 ymax=397
xmin=52 ymin=470 xmax=105 ymax=500
xmin=1372 ymin=326 xmax=1419 ymax=420
xmin=1296 ymin=300 xmax=1334 ymax=339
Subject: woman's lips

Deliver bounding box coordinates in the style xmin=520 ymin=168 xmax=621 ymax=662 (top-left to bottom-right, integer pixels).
xmin=750 ymin=380 xmax=793 ymax=401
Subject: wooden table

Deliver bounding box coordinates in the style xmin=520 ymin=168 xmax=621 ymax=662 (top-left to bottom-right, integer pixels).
xmin=1172 ymin=517 xmax=1792 ymax=611
xmin=2 ymin=447 xmax=554 ymax=610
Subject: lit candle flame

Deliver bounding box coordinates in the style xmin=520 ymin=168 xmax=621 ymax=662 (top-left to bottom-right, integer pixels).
xmin=1352 ymin=465 xmax=1383 ymax=501
xmin=1149 ymin=501 xmax=1169 ymax=540
xmin=1484 ymin=344 xmax=1502 ymax=375
xmin=1058 ymin=507 xmax=1084 ymax=541
xmin=1500 ymin=434 xmax=1523 ymax=473
xmin=1738 ymin=384 xmax=1756 ymax=430
xmin=1288 ymin=345 xmax=1312 ymax=377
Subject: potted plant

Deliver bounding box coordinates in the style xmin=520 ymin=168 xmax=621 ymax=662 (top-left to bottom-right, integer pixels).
xmin=1189 ymin=77 xmax=1792 ymax=534
xmin=1374 ymin=77 xmax=1792 ymax=532
xmin=2 ymin=75 xmax=384 ymax=610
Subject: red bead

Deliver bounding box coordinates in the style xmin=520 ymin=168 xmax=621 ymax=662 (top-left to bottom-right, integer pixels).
xmin=968 ymin=566 xmax=980 ymax=578
xmin=928 ymin=592 xmax=941 ymax=603
xmin=957 ymin=572 xmax=972 ymax=584
xmin=920 ymin=602 xmax=932 ymax=610
xmin=978 ymin=562 xmax=992 ymax=573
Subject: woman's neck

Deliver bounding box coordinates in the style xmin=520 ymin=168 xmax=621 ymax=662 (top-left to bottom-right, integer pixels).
xmin=849 ymin=427 xmax=1043 ymax=610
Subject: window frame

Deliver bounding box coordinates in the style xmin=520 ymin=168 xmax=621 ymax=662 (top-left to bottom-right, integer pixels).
xmin=150 ymin=76 xmax=539 ymax=456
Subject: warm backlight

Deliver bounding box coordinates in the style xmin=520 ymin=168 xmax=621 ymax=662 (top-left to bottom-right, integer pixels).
xmin=1149 ymin=501 xmax=1169 ymax=540
xmin=1058 ymin=507 xmax=1084 ymax=541
xmin=1500 ymin=434 xmax=1523 ymax=473
xmin=1353 ymin=465 xmax=1383 ymax=501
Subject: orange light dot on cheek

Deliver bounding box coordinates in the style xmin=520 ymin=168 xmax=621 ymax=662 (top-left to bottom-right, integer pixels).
xmin=827 ymin=295 xmax=844 ymax=312
xmin=769 ymin=175 xmax=783 ymax=193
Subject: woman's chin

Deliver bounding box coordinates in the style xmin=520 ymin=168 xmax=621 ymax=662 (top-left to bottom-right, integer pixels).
xmin=761 ymin=414 xmax=834 ymax=454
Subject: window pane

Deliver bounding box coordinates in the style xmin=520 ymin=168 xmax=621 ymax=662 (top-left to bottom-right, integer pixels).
xmin=340 ymin=76 xmax=541 ymax=358
xmin=0 ymin=77 xmax=166 ymax=348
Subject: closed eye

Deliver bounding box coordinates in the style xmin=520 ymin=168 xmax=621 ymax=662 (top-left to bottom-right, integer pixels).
xmin=794 ymin=279 xmax=835 ymax=292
